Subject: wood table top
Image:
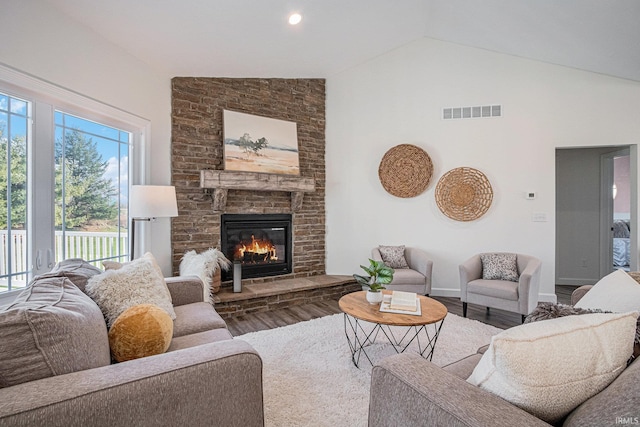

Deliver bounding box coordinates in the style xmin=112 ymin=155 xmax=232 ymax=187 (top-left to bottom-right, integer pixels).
xmin=338 ymin=290 xmax=448 ymax=327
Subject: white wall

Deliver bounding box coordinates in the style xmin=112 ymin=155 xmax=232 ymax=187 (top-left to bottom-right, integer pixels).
xmin=326 ymin=38 xmax=640 ymax=300
xmin=0 ymin=0 xmax=174 ymax=274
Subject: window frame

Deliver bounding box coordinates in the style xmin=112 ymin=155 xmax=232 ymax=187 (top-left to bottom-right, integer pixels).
xmin=0 ymin=64 xmax=149 ymax=303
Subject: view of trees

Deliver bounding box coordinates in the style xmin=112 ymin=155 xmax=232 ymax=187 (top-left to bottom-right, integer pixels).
xmin=55 ymin=130 xmax=118 ymax=230
xmin=0 ymin=129 xmax=27 ymax=229
xmin=0 ymin=125 xmax=118 ymax=231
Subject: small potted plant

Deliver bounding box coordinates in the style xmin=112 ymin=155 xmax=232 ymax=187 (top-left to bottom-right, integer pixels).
xmin=353 ymin=259 xmax=394 ymax=304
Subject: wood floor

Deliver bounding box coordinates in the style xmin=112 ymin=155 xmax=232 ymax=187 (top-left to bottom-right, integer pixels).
xmin=225 ymin=285 xmax=578 ymax=336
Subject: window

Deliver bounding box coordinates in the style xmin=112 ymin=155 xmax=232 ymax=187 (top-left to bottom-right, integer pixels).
xmin=0 ymin=65 xmax=148 ymax=295
xmin=0 ymin=93 xmax=30 ymax=292
xmin=55 ymin=111 xmax=130 ymax=264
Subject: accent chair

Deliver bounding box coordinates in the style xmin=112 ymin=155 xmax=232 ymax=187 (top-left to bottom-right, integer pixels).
xmin=459 ymin=252 xmax=542 ymax=323
xmin=371 ymin=246 xmax=433 ymax=295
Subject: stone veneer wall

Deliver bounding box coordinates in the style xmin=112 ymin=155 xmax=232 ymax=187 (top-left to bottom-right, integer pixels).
xmin=171 ymin=78 xmax=326 ymax=283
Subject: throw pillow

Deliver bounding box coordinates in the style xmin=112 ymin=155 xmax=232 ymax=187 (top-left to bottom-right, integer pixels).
xmin=0 ymin=276 xmax=111 ymax=388
xmin=525 ymin=302 xmax=640 ymax=364
xmin=86 ymin=256 xmax=176 ymax=328
xmin=102 ymin=252 xmax=172 ymax=303
xmin=179 ymin=248 xmax=231 ymax=303
xmin=108 ymin=304 xmax=173 ymax=362
xmin=480 ymin=253 xmax=519 ymax=282
xmin=467 ymin=312 xmax=639 ymax=424
xmin=524 ymin=302 xmax=609 ymax=323
xmin=47 ymin=258 xmax=103 ymax=293
xmin=377 ymin=245 xmax=409 ymax=269
xmin=575 ymin=269 xmax=640 ymax=313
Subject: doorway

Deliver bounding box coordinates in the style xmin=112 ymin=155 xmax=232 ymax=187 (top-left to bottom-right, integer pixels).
xmin=555 ymin=145 xmax=637 ymax=285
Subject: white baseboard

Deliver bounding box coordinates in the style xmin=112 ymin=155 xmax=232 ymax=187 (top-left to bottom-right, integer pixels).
xmin=431 ymin=288 xmax=558 ymax=304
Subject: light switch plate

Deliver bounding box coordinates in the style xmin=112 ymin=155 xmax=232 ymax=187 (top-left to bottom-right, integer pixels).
xmin=532 ymin=212 xmax=547 ymax=222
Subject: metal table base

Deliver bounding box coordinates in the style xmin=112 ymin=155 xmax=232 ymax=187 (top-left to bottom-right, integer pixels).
xmin=343 ymin=313 xmax=445 ymax=368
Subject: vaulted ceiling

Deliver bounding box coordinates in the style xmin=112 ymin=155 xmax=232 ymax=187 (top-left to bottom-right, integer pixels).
xmin=44 ymin=0 xmax=640 ymax=81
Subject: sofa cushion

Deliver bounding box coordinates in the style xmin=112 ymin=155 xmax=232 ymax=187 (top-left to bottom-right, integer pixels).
xmin=467 ymin=312 xmax=639 ymax=424
xmin=86 ymin=256 xmax=176 ymax=327
xmin=168 ymin=328 xmax=234 ymax=352
xmin=47 ymin=258 xmax=103 ymax=292
xmin=563 ymin=357 xmax=640 ymax=427
xmin=378 ymin=245 xmax=409 ymax=269
xmin=0 ymin=276 xmax=111 ymax=388
xmin=467 ymin=279 xmax=519 ymax=301
xmin=172 ymin=302 xmax=227 ymax=338
xmin=390 ymin=268 xmax=425 ymax=286
xmin=480 ymin=253 xmax=519 ymax=282
xmin=108 ymin=304 xmax=174 ymax=362
xmin=575 ymin=269 xmax=640 ymax=313
xmin=442 ymin=353 xmax=483 ymax=380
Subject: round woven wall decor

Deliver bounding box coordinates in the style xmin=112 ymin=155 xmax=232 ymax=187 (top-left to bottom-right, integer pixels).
xmin=435 ymin=167 xmax=493 ymax=221
xmin=378 ymin=144 xmax=433 ymax=198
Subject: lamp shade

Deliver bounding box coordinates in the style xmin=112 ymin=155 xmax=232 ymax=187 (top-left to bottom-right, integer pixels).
xmin=130 ymin=185 xmax=178 ymax=219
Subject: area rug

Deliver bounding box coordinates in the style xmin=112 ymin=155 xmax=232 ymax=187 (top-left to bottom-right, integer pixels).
xmin=236 ymin=312 xmax=502 ymax=427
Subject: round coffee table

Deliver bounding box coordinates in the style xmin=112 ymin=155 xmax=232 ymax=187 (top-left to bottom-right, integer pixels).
xmin=338 ymin=290 xmax=448 ymax=367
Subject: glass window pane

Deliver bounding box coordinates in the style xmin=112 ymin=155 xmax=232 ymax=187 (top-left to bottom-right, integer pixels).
xmin=0 ymin=92 xmax=30 ymax=292
xmin=55 ymin=111 xmax=130 ymax=265
xmin=9 ymin=98 xmax=27 ymax=116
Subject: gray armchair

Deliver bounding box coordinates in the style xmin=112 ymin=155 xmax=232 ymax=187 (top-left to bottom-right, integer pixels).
xmin=371 ymin=247 xmax=433 ymax=295
xmin=459 ymin=253 xmax=541 ymax=322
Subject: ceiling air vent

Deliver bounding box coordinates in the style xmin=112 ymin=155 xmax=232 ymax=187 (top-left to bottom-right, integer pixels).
xmin=443 ymin=105 xmax=502 ymax=120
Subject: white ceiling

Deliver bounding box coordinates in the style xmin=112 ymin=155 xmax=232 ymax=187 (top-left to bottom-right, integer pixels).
xmin=44 ymin=0 xmax=640 ymax=81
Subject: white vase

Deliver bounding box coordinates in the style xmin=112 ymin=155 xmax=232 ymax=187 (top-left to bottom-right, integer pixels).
xmin=366 ymin=290 xmax=383 ymax=305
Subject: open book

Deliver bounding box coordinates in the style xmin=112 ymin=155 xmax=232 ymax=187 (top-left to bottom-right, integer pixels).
xmin=388 ymin=291 xmax=418 ymax=312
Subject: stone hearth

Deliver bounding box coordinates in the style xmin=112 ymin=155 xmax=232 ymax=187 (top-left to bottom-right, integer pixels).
xmin=213 ymin=275 xmax=358 ymax=318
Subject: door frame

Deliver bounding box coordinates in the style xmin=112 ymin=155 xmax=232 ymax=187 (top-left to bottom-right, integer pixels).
xmin=599 ymin=146 xmax=638 ymax=275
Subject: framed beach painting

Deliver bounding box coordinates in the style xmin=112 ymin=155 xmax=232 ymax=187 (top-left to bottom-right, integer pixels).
xmin=223 ymin=110 xmax=300 ymax=175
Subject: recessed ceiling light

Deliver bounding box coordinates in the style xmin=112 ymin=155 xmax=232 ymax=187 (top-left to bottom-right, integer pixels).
xmin=288 ymin=13 xmax=302 ymax=25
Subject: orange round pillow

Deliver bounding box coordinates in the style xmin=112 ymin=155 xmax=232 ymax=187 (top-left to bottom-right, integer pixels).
xmin=108 ymin=304 xmax=173 ymax=362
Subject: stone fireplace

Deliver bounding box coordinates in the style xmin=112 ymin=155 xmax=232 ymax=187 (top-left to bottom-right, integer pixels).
xmin=220 ymin=213 xmax=292 ymax=280
xmin=171 ymin=78 xmax=327 ymax=285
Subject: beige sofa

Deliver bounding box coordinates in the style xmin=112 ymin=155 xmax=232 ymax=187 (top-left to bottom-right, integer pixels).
xmin=369 ymin=287 xmax=639 ymax=426
xmin=0 ymin=264 xmax=263 ymax=427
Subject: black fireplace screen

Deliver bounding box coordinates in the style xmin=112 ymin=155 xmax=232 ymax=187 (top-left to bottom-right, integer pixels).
xmin=221 ymin=214 xmax=292 ymax=280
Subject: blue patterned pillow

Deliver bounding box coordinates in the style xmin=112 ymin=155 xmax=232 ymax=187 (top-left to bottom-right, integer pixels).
xmin=480 ymin=253 xmax=519 ymax=282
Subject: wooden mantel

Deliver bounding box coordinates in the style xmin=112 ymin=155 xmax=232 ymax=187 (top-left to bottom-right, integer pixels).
xmin=200 ymin=170 xmax=315 ymax=212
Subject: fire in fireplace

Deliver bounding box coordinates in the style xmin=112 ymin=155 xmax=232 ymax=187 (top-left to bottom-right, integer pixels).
xmin=221 ymin=213 xmax=292 ymax=280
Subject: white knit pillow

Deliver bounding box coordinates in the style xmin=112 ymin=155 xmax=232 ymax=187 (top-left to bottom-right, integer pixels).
xmin=467 ymin=312 xmax=639 ymax=424
xmin=86 ymin=256 xmax=176 ymax=328
xmin=575 ymin=269 xmax=640 ymax=312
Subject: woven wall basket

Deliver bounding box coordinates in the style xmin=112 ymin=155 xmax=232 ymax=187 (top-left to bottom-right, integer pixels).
xmin=378 ymin=144 xmax=433 ymax=198
xmin=435 ymin=167 xmax=493 ymax=221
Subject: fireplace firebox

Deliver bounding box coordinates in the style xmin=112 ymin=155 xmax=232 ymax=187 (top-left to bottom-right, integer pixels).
xmin=220 ymin=214 xmax=292 ymax=281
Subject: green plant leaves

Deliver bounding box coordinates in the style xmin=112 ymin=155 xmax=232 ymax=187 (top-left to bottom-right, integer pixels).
xmin=352 ymin=258 xmax=395 ymax=291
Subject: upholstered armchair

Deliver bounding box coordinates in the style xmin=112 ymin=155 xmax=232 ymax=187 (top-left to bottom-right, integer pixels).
xmin=371 ymin=246 xmax=433 ymax=295
xmin=459 ymin=253 xmax=542 ymax=322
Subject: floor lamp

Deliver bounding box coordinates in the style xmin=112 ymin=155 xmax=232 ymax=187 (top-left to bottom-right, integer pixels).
xmin=129 ymin=185 xmax=178 ymax=260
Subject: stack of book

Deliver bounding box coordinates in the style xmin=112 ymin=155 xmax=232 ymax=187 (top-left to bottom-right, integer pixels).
xmin=380 ymin=291 xmax=421 ymax=315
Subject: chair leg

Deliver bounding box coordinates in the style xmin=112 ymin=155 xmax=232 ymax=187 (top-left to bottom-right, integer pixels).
xmin=462 ymin=302 xmax=468 ymax=317
xmin=486 ymin=307 xmax=490 ymax=315
xmin=522 ymin=314 xmax=526 ymax=323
